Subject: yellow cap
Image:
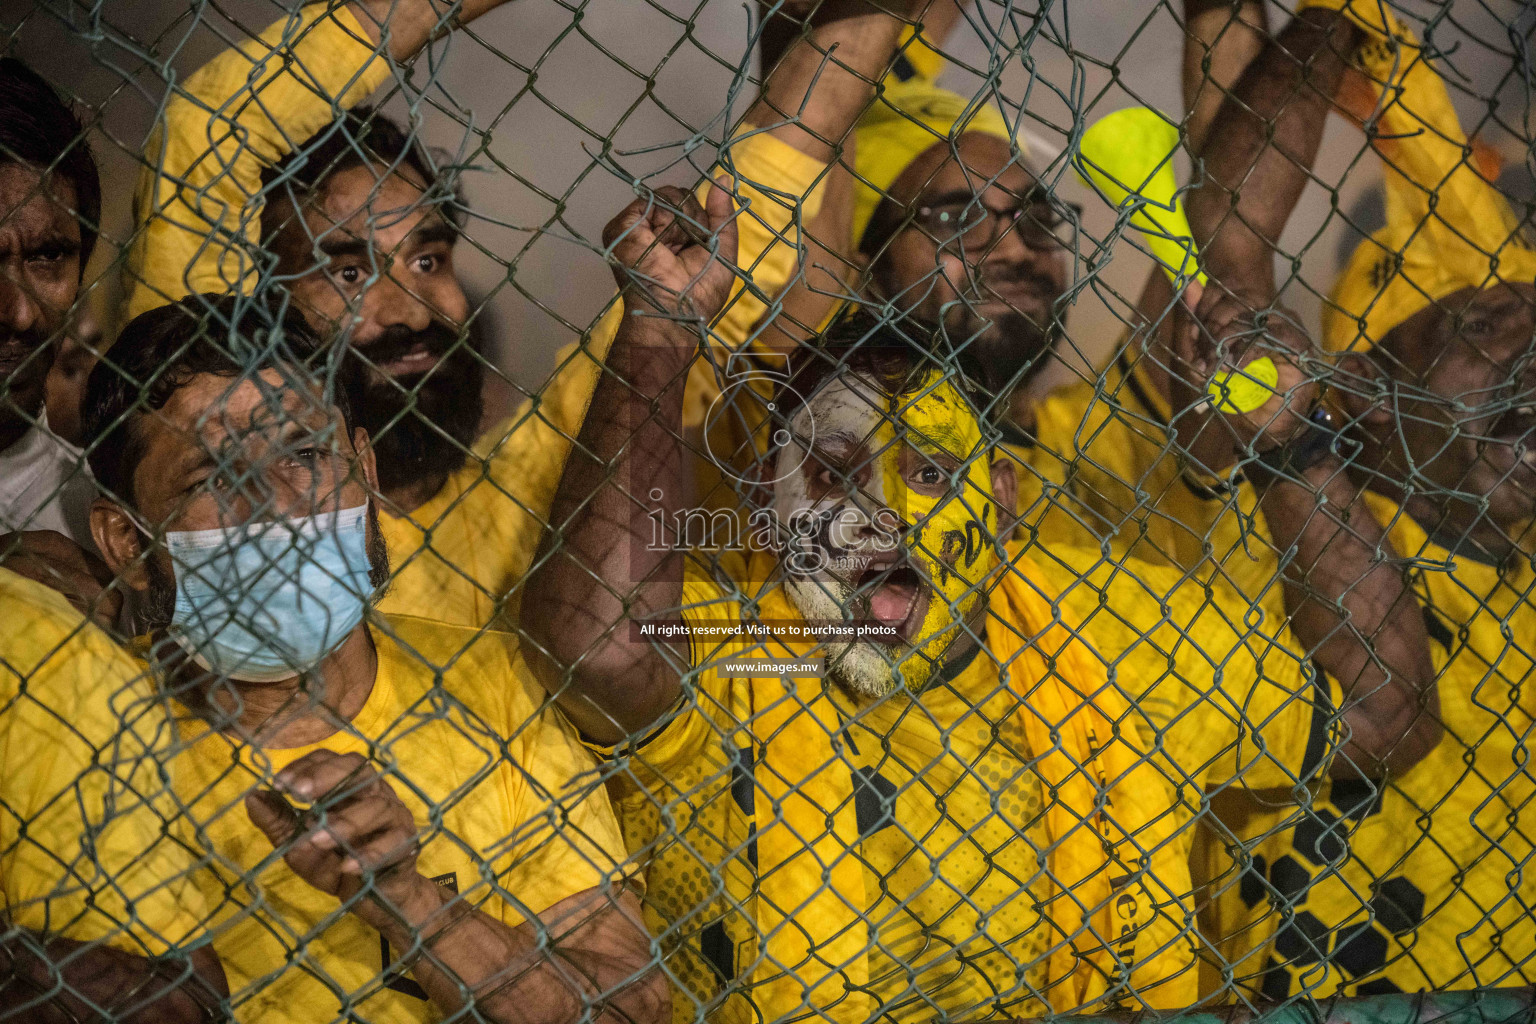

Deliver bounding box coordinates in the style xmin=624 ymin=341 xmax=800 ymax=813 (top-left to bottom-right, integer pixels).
xmin=1301 ymin=0 xmax=1536 ymax=352
xmin=850 ymin=78 xmax=1015 ymax=249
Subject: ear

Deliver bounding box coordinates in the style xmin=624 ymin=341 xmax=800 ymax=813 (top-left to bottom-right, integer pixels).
xmin=1335 ymin=351 xmax=1395 ymax=428
xmin=989 ymin=455 xmax=1019 ymax=535
xmin=91 ymin=498 xmax=149 ymax=593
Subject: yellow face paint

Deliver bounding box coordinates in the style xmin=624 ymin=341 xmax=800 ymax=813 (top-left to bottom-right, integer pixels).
xmin=773 ymin=369 xmax=1001 ymax=696
xmin=872 ymin=371 xmax=998 ymax=686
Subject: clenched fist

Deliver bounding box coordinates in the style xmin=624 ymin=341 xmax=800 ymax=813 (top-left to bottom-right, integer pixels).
xmin=604 ymin=177 xmax=740 ymax=325
xmin=246 ymin=750 xmax=435 ymax=924
xmin=1173 ymin=281 xmax=1319 ymax=454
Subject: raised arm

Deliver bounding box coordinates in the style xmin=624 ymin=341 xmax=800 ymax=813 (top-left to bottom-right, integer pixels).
xmin=523 ymin=186 xmax=740 ymax=744
xmin=1181 ymin=0 xmax=1269 ymax=153
xmin=1128 ymin=0 xmax=1269 ymax=344
xmin=1248 ymin=444 xmax=1441 ymax=777
xmin=1185 ymin=8 xmax=1359 ymax=306
xmin=123 ymin=0 xmax=515 ymax=318
xmin=745 ymin=0 xmax=923 ymax=162
xmin=737 ymin=0 xmax=949 ymax=353
xmin=1183 ymin=11 xmax=1439 ymax=777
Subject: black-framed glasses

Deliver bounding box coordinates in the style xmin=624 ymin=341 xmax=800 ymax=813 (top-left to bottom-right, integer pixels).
xmin=913 ymin=189 xmax=1081 ymax=253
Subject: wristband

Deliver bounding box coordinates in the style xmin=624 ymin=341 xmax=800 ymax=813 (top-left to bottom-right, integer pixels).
xmin=1253 ymin=405 xmax=1348 ymax=478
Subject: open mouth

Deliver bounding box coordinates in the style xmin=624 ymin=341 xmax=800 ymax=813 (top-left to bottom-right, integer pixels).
xmin=856 ymin=562 xmax=927 ymax=637
xmin=375 ymin=345 xmax=443 ymax=377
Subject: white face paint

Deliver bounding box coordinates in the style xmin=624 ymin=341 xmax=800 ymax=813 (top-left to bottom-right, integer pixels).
xmin=768 ymin=372 xmax=997 ymax=698
xmin=772 ymin=377 xmax=902 ymax=697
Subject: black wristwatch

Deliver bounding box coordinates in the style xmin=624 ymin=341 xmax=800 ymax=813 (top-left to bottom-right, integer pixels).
xmin=1252 ymin=405 xmax=1350 ymax=478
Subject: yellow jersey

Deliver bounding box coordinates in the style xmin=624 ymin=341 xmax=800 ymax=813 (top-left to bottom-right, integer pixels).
xmin=602 ymin=543 xmax=1329 ymax=1024
xmin=1204 ymin=494 xmax=1536 ymax=998
xmin=164 ymin=614 xmax=628 ymax=1022
xmin=1020 ymin=356 xmax=1280 ymax=599
xmin=0 ymin=568 xmax=209 ymax=956
xmin=124 ymin=2 xmax=833 ymax=630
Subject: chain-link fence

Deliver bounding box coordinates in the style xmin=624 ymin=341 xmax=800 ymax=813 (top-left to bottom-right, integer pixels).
xmin=1 ymin=0 xmax=1534 ymax=1020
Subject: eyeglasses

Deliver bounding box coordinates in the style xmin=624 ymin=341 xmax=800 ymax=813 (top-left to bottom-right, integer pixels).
xmin=912 ymin=189 xmax=1081 ymax=253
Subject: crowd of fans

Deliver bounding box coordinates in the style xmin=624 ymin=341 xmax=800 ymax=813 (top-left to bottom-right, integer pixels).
xmin=0 ymin=0 xmax=1532 ymax=1020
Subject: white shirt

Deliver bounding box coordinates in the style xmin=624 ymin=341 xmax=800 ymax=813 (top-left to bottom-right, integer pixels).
xmin=0 ymin=409 xmax=96 ymax=550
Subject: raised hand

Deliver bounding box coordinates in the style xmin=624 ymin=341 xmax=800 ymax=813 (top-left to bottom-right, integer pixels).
xmin=246 ymin=750 xmax=434 ymax=923
xmin=1174 ymin=280 xmax=1318 ymax=453
xmin=603 ymin=177 xmax=740 ymax=324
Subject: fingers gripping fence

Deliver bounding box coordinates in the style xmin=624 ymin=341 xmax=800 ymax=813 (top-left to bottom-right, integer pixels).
xmin=1 ymin=0 xmax=1535 ymax=1021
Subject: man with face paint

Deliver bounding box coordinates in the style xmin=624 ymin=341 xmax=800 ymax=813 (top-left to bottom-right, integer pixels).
xmin=123 ymin=0 xmax=938 ymax=631
xmin=1181 ymin=2 xmax=1536 ymax=999
xmin=521 ymin=182 xmax=1439 ymax=1020
xmin=81 ymin=295 xmax=666 ymax=1024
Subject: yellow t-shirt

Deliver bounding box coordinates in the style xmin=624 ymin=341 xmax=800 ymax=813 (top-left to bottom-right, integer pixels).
xmin=604 ymin=544 xmax=1329 ymax=1024
xmin=165 ymin=614 xmax=628 ymax=1022
xmin=1020 ymin=356 xmax=1281 ymax=600
xmin=0 ymin=568 xmax=209 ymax=956
xmin=1204 ymin=495 xmax=1536 ymax=998
xmin=1031 ymin=545 xmax=1337 ymax=805
xmin=123 ymin=3 xmax=834 ymax=630
xmin=612 ymin=550 xmax=1055 ymax=1024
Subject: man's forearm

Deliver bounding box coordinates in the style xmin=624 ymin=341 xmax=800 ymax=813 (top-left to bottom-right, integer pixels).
xmin=745 ymin=0 xmax=914 ymax=161
xmin=1 ymin=934 xmax=226 ymax=1023
xmin=348 ymin=0 xmax=513 ymax=59
xmin=1187 ymin=9 xmax=1359 ymax=296
xmin=525 ymin=311 xmax=693 ymax=741
xmin=1253 ymin=457 xmax=1440 ymax=776
xmin=364 ymin=880 xmax=664 ymax=1024
xmin=1182 ymin=0 xmax=1268 ymax=152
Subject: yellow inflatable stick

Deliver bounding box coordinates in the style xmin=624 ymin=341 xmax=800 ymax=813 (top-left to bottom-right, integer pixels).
xmin=1076 ymin=107 xmax=1205 ymax=286
xmin=1076 ymin=106 xmax=1272 ymax=415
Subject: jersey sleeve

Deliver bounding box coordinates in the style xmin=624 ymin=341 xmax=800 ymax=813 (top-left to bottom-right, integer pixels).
xmin=1035 ymin=547 xmax=1336 ymax=794
xmin=122 ymin=3 xmax=392 ymax=318
xmin=0 ymin=577 xmax=209 ymax=955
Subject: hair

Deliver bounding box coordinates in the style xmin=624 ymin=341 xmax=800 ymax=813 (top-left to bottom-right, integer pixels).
xmin=258 ymin=105 xmax=463 ymax=244
xmin=776 ymin=309 xmax=989 ymax=427
xmin=0 ymin=57 xmax=102 ymax=268
xmin=83 ymin=293 xmax=354 ymax=504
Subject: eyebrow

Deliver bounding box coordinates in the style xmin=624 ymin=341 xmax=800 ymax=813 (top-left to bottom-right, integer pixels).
xmin=409 ymin=219 xmax=459 ymax=249
xmin=918 ymin=189 xmax=991 ymax=208
xmin=0 ymin=232 xmax=82 ymax=260
xmin=28 ymin=232 xmax=81 ymax=255
xmin=904 ymin=420 xmax=975 ymax=461
xmin=317 ymin=235 xmax=370 ymax=262
xmin=809 ymin=430 xmax=868 ymax=457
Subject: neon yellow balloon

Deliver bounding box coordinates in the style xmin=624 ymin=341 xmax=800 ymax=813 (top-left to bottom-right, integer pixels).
xmin=1079 ymin=107 xmax=1278 ymax=414
xmin=1208 ymin=357 xmax=1279 ymax=416
xmin=1075 ymin=106 xmax=1206 ymax=285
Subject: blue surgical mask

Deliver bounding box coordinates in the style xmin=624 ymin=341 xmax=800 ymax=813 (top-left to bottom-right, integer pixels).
xmin=165 ymin=505 xmax=375 ymax=682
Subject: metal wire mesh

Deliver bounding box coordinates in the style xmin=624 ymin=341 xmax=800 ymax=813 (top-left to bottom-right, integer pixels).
xmin=0 ymin=0 xmax=1534 ymax=1021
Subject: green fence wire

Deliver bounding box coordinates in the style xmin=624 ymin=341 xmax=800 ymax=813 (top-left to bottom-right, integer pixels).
xmin=0 ymin=0 xmax=1533 ymax=1021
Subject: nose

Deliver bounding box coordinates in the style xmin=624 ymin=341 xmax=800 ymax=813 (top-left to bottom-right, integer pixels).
xmin=363 ymin=270 xmax=434 ymax=337
xmin=0 ymin=263 xmax=40 ymax=337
